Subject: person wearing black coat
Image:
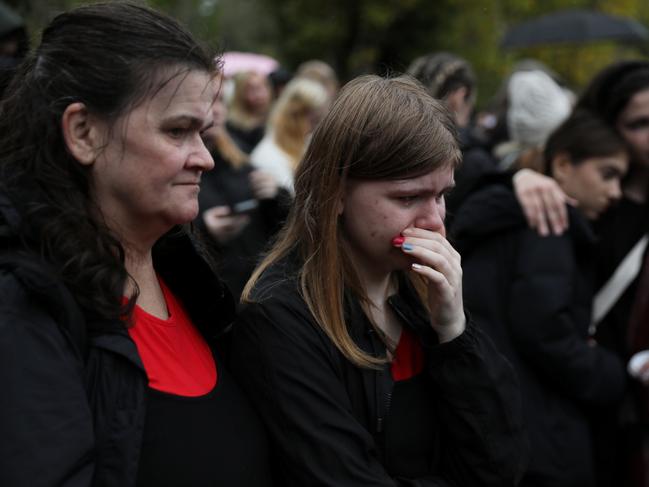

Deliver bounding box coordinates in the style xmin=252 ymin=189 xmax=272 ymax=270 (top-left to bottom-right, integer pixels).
xmin=0 ymin=4 xmax=272 ymax=486
xmin=231 ymin=75 xmax=528 ymax=486
xmin=233 ymin=255 xmax=527 ymax=486
xmin=451 ymin=110 xmax=629 ymax=486
xmin=197 ymin=88 xmax=290 ymax=302
xmin=406 ymin=52 xmax=499 ymax=228
xmin=0 ymin=203 xmax=271 ymax=486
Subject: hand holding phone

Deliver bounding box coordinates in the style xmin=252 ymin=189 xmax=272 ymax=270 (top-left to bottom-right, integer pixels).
xmin=230 ymin=199 xmax=259 ymax=215
xmin=203 ymin=205 xmax=250 ymax=244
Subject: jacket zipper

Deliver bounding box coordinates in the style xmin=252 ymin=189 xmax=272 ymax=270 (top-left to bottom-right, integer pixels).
xmin=377 ymin=388 xmax=393 ymax=433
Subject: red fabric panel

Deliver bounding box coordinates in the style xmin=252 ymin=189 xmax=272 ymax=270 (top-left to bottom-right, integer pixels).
xmin=391 ymin=326 xmax=425 ymax=381
xmin=127 ymin=279 xmax=217 ymax=397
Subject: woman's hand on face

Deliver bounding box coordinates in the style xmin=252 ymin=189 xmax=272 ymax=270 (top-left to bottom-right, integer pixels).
xmin=400 ymin=227 xmax=466 ymax=343
xmin=249 ymin=170 xmax=279 ymax=200
xmin=202 ymin=205 xmax=250 ymax=244
xmin=513 ymin=169 xmax=575 ymax=236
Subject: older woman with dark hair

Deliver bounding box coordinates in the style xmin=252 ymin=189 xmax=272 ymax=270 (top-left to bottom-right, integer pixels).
xmin=0 ymin=3 xmax=271 ymax=486
xmin=231 ymin=75 xmax=527 ymax=486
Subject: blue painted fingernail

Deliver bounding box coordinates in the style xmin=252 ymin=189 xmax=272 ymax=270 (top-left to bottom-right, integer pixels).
xmin=402 ymin=243 xmax=413 ymax=251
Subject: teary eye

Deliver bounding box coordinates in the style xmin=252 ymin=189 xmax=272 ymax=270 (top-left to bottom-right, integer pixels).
xmin=398 ymin=195 xmax=418 ymax=205
xmin=436 ymin=188 xmax=453 ymax=202
xmin=168 ymin=127 xmax=188 ymax=139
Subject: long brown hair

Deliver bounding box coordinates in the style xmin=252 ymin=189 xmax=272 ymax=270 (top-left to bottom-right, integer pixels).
xmin=242 ymin=75 xmax=461 ymax=367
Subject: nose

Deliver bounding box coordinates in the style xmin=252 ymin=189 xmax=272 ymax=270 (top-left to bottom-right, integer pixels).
xmin=609 ymin=179 xmax=623 ymax=201
xmin=414 ymin=198 xmax=446 ymax=234
xmin=188 ymin=135 xmax=215 ymax=172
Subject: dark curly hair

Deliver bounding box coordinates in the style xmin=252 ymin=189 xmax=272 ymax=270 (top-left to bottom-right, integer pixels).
xmin=0 ymin=2 xmax=215 ymax=327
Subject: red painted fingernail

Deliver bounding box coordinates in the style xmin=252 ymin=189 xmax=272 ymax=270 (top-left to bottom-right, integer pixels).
xmin=392 ymin=236 xmax=404 ymax=246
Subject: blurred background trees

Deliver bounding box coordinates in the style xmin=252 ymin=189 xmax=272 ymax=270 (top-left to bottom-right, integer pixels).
xmin=6 ymin=0 xmax=649 ymax=107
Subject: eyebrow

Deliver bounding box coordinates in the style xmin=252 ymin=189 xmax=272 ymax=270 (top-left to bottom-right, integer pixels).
xmin=164 ymin=114 xmax=213 ymax=131
xmin=387 ymin=186 xmax=456 ymax=200
xmin=390 ymin=180 xmax=456 ymax=192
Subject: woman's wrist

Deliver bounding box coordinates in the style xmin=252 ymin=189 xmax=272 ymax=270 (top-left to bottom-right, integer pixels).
xmin=434 ymin=314 xmax=466 ymax=343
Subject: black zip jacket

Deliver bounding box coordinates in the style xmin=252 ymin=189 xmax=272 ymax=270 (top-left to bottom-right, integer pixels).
xmin=0 ymin=197 xmax=253 ymax=487
xmin=231 ymin=256 xmax=528 ymax=486
xmin=451 ymin=184 xmax=626 ymax=486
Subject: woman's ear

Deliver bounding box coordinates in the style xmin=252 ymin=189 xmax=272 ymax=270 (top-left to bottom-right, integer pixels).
xmin=61 ymin=102 xmax=105 ymax=166
xmin=551 ymin=152 xmax=573 ymax=184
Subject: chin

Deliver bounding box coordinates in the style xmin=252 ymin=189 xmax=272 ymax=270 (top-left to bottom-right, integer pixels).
xmin=168 ymin=205 xmax=200 ymax=226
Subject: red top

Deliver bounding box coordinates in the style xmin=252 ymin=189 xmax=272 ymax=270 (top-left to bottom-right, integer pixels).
xmin=390 ymin=326 xmax=425 ymax=381
xmin=127 ymin=279 xmax=217 ymax=397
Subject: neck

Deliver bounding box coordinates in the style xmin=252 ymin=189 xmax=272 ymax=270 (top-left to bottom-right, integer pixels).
xmin=123 ymin=243 xmax=157 ymax=294
xmin=355 ymin=263 xmax=401 ymax=350
xmin=124 ymin=244 xmax=169 ymax=318
xmin=362 ymin=272 xmax=393 ymax=309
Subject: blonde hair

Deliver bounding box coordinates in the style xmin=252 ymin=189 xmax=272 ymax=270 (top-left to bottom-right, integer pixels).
xmin=227 ymin=71 xmax=270 ymax=130
xmin=267 ymin=77 xmax=329 ymax=169
xmin=243 ymin=75 xmax=461 ymax=368
xmin=295 ymin=59 xmax=339 ymax=96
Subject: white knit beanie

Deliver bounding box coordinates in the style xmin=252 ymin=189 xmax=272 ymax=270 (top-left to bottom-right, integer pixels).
xmin=507 ymin=70 xmax=572 ymax=148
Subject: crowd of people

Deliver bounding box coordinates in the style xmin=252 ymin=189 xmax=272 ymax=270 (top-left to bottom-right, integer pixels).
xmin=1 ymin=2 xmax=648 ymax=486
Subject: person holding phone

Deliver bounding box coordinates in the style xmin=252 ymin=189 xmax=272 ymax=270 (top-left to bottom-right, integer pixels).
xmin=231 ymin=75 xmax=527 ymax=486
xmin=199 ymin=77 xmax=290 ymax=302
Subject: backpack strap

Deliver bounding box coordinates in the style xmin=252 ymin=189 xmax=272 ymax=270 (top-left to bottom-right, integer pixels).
xmin=590 ymin=234 xmax=649 ymax=336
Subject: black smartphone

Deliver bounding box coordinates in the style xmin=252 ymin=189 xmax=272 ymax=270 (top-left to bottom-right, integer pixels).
xmin=230 ymin=199 xmax=259 ymax=215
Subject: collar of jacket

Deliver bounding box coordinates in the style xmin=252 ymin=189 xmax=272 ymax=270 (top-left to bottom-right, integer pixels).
xmin=88 ymin=228 xmax=237 ymax=370
xmin=345 ymin=272 xmax=438 ymax=352
xmin=0 ymin=191 xmax=236 ymax=367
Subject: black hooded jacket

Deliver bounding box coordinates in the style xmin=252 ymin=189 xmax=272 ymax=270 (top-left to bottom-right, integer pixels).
xmin=231 ymin=253 xmax=528 ymax=486
xmin=0 ymin=195 xmax=267 ymax=487
xmin=451 ymin=183 xmax=626 ymax=487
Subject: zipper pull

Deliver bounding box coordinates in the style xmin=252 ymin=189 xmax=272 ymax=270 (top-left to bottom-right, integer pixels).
xmin=376 ymin=417 xmax=384 ymax=433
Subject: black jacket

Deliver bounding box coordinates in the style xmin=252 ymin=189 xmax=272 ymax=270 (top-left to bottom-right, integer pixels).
xmin=451 ymin=184 xmax=627 ymax=487
xmin=0 ymin=199 xmax=241 ymax=487
xmin=231 ymin=256 xmax=528 ymax=486
xmin=197 ymin=152 xmax=289 ymax=301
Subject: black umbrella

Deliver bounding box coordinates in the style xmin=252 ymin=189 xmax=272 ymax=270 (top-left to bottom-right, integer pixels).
xmin=502 ymin=9 xmax=649 ymax=49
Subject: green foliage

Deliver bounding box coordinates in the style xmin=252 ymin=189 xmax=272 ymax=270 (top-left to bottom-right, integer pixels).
xmin=11 ymin=0 xmax=649 ymax=107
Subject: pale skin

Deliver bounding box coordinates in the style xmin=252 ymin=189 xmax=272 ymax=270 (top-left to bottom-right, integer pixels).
xmin=62 ymin=69 xmax=217 ymax=319
xmin=341 ymin=167 xmax=465 ymax=347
